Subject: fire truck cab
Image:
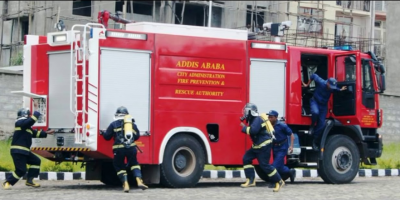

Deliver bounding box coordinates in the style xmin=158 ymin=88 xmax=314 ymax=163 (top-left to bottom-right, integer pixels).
xmin=12 ymin=20 xmax=385 ymax=187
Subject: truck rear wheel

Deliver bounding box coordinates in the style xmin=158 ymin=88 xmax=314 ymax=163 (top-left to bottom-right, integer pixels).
xmin=160 ymin=134 xmax=205 ymax=188
xmin=318 ymin=134 xmax=359 ymax=184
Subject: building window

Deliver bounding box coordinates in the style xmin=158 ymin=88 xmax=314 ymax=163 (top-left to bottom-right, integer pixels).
xmin=72 ymin=0 xmax=92 ymax=17
xmin=115 ymin=1 xmax=153 ymax=16
xmin=297 ymin=7 xmax=323 ymax=34
xmin=246 ymin=5 xmax=265 ymax=32
xmin=375 ymin=21 xmax=381 ymax=28
xmin=335 ymin=16 xmax=352 ymax=46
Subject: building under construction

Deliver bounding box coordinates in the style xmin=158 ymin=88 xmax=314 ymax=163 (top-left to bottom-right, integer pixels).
xmin=0 ymin=1 xmax=387 ymax=66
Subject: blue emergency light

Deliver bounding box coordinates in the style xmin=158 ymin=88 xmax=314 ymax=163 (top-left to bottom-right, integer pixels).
xmin=333 ymin=45 xmax=353 ymax=51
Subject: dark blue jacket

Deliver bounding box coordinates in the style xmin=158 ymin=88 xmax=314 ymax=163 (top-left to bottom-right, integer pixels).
xmin=11 ymin=111 xmax=48 ymax=155
xmin=273 ymin=121 xmax=293 ymax=144
xmin=311 ymin=74 xmax=341 ymax=105
xmin=103 ymin=119 xmax=140 ymax=147
xmin=241 ymin=116 xmax=272 ymax=146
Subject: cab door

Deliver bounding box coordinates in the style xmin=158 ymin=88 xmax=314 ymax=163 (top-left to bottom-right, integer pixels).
xmin=330 ymin=52 xmax=360 ymax=124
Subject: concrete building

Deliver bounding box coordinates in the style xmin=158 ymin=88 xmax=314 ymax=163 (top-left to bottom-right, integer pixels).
xmin=0 ymin=1 xmax=385 ymax=66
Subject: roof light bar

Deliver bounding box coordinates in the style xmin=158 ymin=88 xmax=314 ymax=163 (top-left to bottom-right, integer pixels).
xmin=47 ymin=31 xmax=78 ymax=46
xmin=251 ymin=42 xmax=286 ymax=50
xmin=105 ymin=31 xmax=147 ymax=40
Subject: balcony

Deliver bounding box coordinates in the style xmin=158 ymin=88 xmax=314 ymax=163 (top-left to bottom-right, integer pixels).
xmin=336 ymin=1 xmax=370 ymax=12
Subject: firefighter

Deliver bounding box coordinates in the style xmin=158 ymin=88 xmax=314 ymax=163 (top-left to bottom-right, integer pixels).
xmin=302 ymin=74 xmax=347 ymax=149
xmin=239 ymin=103 xmax=285 ymax=192
xmin=267 ymin=110 xmax=296 ymax=186
xmin=101 ymin=106 xmax=148 ymax=193
xmin=2 ymin=103 xmax=54 ymax=190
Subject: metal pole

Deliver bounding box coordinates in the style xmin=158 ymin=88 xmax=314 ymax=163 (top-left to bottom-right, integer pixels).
xmin=208 ymin=0 xmax=212 ymax=27
xmin=370 ymin=1 xmax=375 ymax=52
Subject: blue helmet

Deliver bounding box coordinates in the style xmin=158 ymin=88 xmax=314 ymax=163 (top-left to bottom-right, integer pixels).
xmin=17 ymin=108 xmax=30 ymax=119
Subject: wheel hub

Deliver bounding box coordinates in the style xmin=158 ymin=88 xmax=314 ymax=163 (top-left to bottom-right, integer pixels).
xmin=174 ymin=154 xmax=187 ymax=171
xmin=336 ymin=151 xmax=352 ymax=170
xmin=331 ymin=146 xmax=353 ymax=174
xmin=172 ymin=147 xmax=196 ymax=177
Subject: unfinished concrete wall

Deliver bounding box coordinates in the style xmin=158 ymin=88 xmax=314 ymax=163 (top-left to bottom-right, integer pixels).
xmin=385 ymin=1 xmax=400 ymax=95
xmin=0 ymin=71 xmax=23 ymax=140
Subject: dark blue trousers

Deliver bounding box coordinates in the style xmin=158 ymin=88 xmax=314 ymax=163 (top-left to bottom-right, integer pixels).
xmin=310 ymin=98 xmax=328 ymax=140
xmin=272 ymin=143 xmax=290 ymax=177
xmin=113 ymin=147 xmax=142 ymax=183
xmin=242 ymin=143 xmax=281 ymax=183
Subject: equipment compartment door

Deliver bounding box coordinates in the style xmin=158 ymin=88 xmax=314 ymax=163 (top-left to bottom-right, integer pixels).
xmin=331 ymin=52 xmax=359 ymax=122
xmin=99 ymin=48 xmax=151 ymax=134
xmin=48 ymin=51 xmax=76 ymax=129
xmin=249 ymin=59 xmax=286 ymax=118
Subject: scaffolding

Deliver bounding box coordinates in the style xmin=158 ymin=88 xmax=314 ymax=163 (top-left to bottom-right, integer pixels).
xmin=233 ymin=1 xmax=386 ymax=60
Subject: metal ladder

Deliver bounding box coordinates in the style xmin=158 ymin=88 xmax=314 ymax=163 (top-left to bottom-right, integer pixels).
xmin=70 ymin=23 xmax=106 ymax=144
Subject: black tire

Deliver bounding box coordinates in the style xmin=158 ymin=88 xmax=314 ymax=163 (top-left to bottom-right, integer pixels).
xmin=100 ymin=161 xmax=121 ymax=186
xmin=160 ymin=134 xmax=205 ymax=188
xmin=318 ymin=134 xmax=360 ymax=184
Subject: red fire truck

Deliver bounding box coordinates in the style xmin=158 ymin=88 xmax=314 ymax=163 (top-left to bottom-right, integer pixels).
xmin=12 ymin=16 xmax=385 ymax=188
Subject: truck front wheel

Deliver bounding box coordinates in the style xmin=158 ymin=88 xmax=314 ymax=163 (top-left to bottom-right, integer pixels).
xmin=318 ymin=134 xmax=360 ymax=184
xmin=160 ymin=134 xmax=205 ymax=188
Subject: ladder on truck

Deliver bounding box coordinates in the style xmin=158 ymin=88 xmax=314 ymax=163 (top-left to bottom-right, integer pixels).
xmin=70 ymin=23 xmax=106 ymax=144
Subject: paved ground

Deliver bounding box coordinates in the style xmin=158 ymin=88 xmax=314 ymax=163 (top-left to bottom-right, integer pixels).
xmin=1 ymin=177 xmax=399 ymax=200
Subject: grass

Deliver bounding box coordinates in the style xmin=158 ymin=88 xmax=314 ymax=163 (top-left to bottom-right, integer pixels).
xmin=0 ymin=139 xmax=85 ymax=172
xmin=0 ymin=139 xmax=399 ymax=172
xmin=360 ymin=142 xmax=400 ymax=169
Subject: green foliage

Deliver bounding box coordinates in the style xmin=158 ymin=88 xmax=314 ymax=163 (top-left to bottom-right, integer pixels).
xmin=10 ymin=52 xmax=23 ymax=66
xmin=0 ymin=140 xmax=85 ymax=172
xmin=360 ymin=142 xmax=400 ymax=169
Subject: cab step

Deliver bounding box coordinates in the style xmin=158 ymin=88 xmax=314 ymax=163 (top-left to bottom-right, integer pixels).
xmin=297 ymin=162 xmax=318 ymax=167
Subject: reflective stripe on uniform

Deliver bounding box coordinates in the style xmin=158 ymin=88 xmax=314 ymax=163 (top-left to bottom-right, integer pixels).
xmin=112 ymin=143 xmax=136 ymax=149
xmin=246 ymin=127 xmax=251 ymax=135
xmin=10 ymin=145 xmax=30 ymax=152
xmin=36 ymin=130 xmax=41 ymax=138
xmin=252 ymin=139 xmax=272 ymax=149
xmin=114 ymin=128 xmax=122 ymax=132
xmin=29 ymin=165 xmax=40 ymax=169
xmin=261 ymin=123 xmax=266 ymax=127
xmin=31 ymin=115 xmax=37 ymax=121
xmin=268 ymin=169 xmax=277 ymax=177
xmin=243 ymin=164 xmax=254 ymax=169
xmin=131 ymin=165 xmax=140 ymax=170
xmin=117 ymin=170 xmax=127 ymax=175
xmin=15 ymin=127 xmax=21 ymax=131
xmin=26 ymin=129 xmax=33 ymax=135
xmin=12 ymin=172 xmax=20 ymax=179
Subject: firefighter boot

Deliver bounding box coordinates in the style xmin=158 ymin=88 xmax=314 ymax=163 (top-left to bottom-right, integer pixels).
xmin=273 ymin=179 xmax=285 ymax=192
xmin=123 ymin=181 xmax=130 ymax=193
xmin=136 ymin=177 xmax=148 ymax=190
xmin=2 ymin=182 xmax=11 ymax=190
xmin=119 ymin=174 xmax=129 ymax=193
xmin=26 ymin=177 xmax=40 ymax=188
xmin=240 ymin=177 xmax=256 ymax=188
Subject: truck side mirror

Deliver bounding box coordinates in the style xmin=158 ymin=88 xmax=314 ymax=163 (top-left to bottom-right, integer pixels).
xmin=378 ymin=74 xmax=386 ymax=93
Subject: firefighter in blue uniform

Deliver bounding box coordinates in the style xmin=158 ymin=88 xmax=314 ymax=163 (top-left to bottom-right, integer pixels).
xmin=101 ymin=106 xmax=148 ymax=193
xmin=2 ymin=104 xmax=54 ymax=190
xmin=239 ymin=103 xmax=285 ymax=192
xmin=302 ymin=74 xmax=347 ymax=149
xmin=267 ymin=110 xmax=296 ymax=186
